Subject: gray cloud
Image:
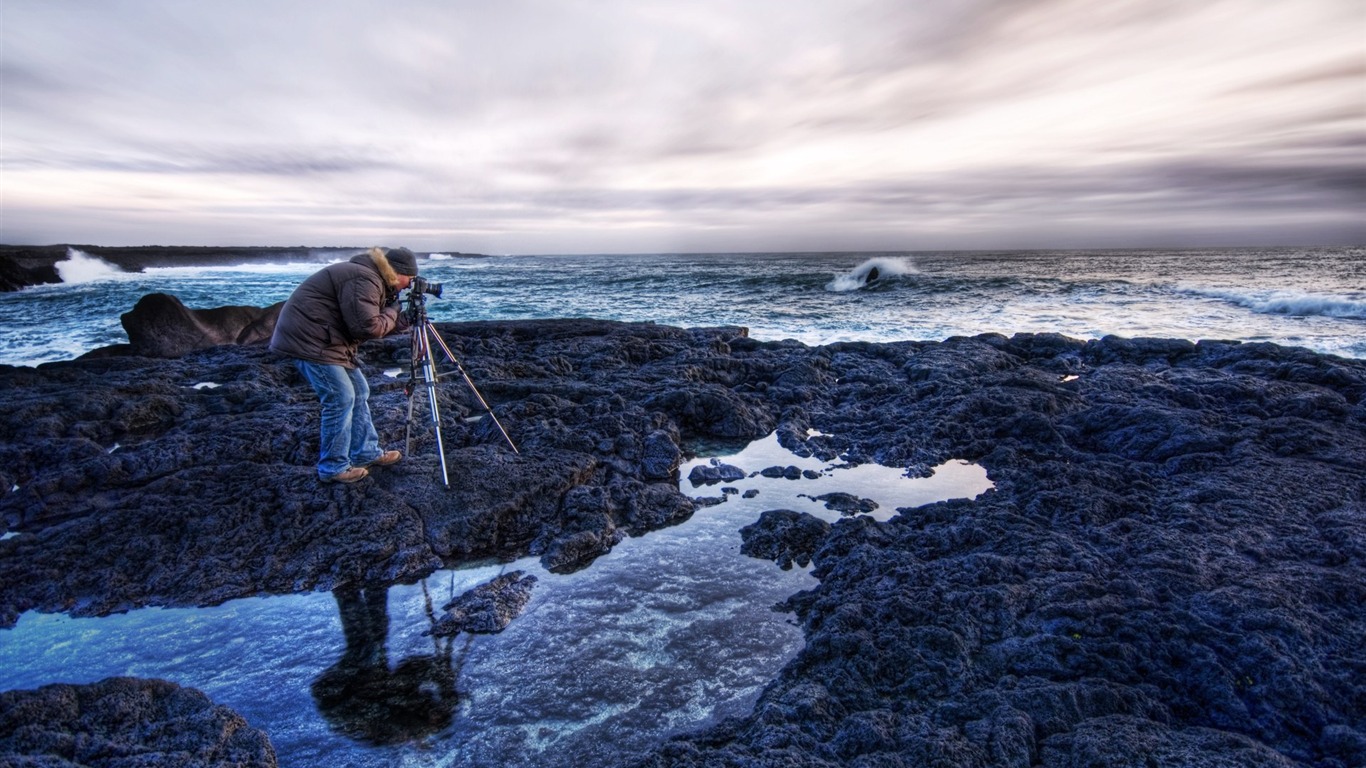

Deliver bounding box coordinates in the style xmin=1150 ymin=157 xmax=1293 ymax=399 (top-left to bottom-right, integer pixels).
xmin=3 ymin=144 xmax=396 ymax=176
xmin=1 ymin=0 xmax=1362 ymax=251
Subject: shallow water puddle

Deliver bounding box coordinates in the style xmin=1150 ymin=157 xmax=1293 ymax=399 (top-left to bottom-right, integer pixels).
xmin=681 ymin=432 xmax=994 ymax=522
xmin=0 ymin=432 xmax=991 ymax=767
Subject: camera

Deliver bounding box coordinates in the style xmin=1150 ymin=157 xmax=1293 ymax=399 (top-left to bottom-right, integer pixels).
xmin=402 ymin=276 xmax=444 ymax=325
xmin=411 ymin=276 xmax=443 ymax=299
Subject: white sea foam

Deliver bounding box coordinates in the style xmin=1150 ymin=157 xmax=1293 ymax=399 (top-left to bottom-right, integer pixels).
xmin=55 ymin=248 xmax=126 ymax=284
xmin=1183 ymin=287 xmax=1366 ymax=320
xmin=825 ymin=256 xmax=918 ymax=292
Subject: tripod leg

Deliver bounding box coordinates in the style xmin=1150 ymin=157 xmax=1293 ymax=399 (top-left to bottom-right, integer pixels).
xmin=425 ymin=322 xmax=519 ymax=454
xmin=405 ymin=390 xmax=416 ymax=458
xmin=420 ymin=325 xmax=452 ymax=488
xmin=406 ymin=323 xmax=424 ymax=458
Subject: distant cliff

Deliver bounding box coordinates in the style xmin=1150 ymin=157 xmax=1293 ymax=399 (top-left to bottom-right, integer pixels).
xmin=0 ymin=245 xmax=488 ymax=291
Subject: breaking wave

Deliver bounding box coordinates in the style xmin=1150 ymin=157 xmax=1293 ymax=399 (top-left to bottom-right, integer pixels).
xmin=55 ymin=248 xmax=126 ymax=284
xmin=825 ymin=257 xmax=918 ymax=292
xmin=1184 ymin=287 xmax=1366 ymax=320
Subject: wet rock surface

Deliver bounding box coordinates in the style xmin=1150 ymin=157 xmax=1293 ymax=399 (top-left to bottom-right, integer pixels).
xmin=0 ymin=676 xmax=277 ymax=766
xmin=688 ymin=462 xmax=747 ymax=486
xmin=739 ymin=509 xmax=831 ymax=570
xmin=803 ymin=491 xmax=879 ymax=515
xmin=427 ymin=570 xmax=538 ymax=637
xmin=0 ymin=319 xmax=743 ymax=624
xmin=2 ymin=321 xmax=1364 ymax=766
xmin=644 ymin=333 xmax=1366 ymax=768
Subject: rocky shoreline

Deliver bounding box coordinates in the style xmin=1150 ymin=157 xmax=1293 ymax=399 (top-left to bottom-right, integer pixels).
xmin=1 ymin=318 xmax=1363 ymax=766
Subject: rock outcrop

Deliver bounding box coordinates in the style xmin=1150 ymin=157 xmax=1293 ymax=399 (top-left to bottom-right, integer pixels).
xmin=0 ymin=677 xmax=277 ymax=766
xmin=427 ymin=570 xmax=538 ymax=637
xmin=0 ymin=246 xmax=63 ymax=292
xmin=113 ymin=292 xmax=284 ymax=358
xmin=1 ymin=321 xmax=1363 ymax=767
xmin=739 ymin=509 xmax=831 ymax=570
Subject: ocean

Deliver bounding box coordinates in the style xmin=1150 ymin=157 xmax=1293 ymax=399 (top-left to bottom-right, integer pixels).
xmin=1 ymin=246 xmax=1363 ymax=366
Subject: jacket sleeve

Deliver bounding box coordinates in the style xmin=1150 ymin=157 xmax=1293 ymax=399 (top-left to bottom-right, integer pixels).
xmin=339 ymin=274 xmax=402 ymax=341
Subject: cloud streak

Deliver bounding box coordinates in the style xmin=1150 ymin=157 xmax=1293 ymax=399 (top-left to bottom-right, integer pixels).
xmin=1 ymin=0 xmax=1362 ymax=251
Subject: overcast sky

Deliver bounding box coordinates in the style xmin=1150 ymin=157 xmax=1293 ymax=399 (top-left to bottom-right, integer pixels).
xmin=2 ymin=1 xmax=1363 ymax=253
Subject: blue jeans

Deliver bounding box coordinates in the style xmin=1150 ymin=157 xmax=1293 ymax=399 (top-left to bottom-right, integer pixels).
xmin=295 ymin=360 xmax=383 ymax=478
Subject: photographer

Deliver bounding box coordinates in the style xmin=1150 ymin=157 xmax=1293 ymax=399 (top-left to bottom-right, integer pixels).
xmin=271 ymin=247 xmax=419 ymax=483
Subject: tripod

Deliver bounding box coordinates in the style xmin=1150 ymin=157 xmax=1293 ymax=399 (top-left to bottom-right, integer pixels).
xmin=404 ymin=292 xmax=518 ymax=488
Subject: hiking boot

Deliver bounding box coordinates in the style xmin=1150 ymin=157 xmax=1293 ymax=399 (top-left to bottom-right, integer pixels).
xmin=321 ymin=467 xmax=369 ymax=484
xmin=359 ymin=450 xmax=402 ymax=468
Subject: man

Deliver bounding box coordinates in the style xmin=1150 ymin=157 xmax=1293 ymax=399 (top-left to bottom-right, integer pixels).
xmin=271 ymin=246 xmax=418 ymax=483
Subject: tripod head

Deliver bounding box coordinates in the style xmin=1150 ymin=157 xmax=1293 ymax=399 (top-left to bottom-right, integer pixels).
xmin=403 ymin=277 xmax=443 ymax=326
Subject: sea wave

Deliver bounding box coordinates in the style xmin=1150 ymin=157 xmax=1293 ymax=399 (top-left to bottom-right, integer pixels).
xmin=1183 ymin=287 xmax=1366 ymax=320
xmin=55 ymin=248 xmax=128 ymax=284
xmin=825 ymin=257 xmax=918 ymax=292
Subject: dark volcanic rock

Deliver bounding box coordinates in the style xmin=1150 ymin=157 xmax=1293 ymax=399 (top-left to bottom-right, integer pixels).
xmin=0 ymin=676 xmax=277 ymax=766
xmin=641 ymin=429 xmax=684 ymax=480
xmin=804 ymin=491 xmax=879 ymax=515
xmin=427 ymin=570 xmax=538 ymax=637
xmin=0 ymin=246 xmax=64 ymax=292
xmin=688 ymin=462 xmax=747 ymax=486
xmin=117 ymin=292 xmax=284 ymax=358
xmin=0 ymin=319 xmax=760 ymax=628
xmin=639 ymin=334 xmax=1366 ymax=768
xmin=739 ymin=509 xmax=832 ymax=570
xmin=2 ymin=320 xmax=1365 ymax=767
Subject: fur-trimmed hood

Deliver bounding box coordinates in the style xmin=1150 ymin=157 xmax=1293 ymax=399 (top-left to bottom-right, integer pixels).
xmin=365 ymin=247 xmax=402 ymax=290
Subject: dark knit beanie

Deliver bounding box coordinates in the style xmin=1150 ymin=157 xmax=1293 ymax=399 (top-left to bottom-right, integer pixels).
xmin=386 ymin=247 xmax=419 ymax=276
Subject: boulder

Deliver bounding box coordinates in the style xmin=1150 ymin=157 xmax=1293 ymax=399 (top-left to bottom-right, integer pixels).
xmin=688 ymin=462 xmax=747 ymax=486
xmin=739 ymin=509 xmax=832 ymax=570
xmin=805 ymin=491 xmax=879 ymax=515
xmin=119 ymin=292 xmax=284 ymax=357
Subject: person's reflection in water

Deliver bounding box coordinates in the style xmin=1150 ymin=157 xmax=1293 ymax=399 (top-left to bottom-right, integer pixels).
xmin=311 ymin=582 xmax=459 ymax=745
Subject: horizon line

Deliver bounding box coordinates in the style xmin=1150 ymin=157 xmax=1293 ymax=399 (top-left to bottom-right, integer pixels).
xmin=3 ymin=241 xmax=1363 ymax=258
